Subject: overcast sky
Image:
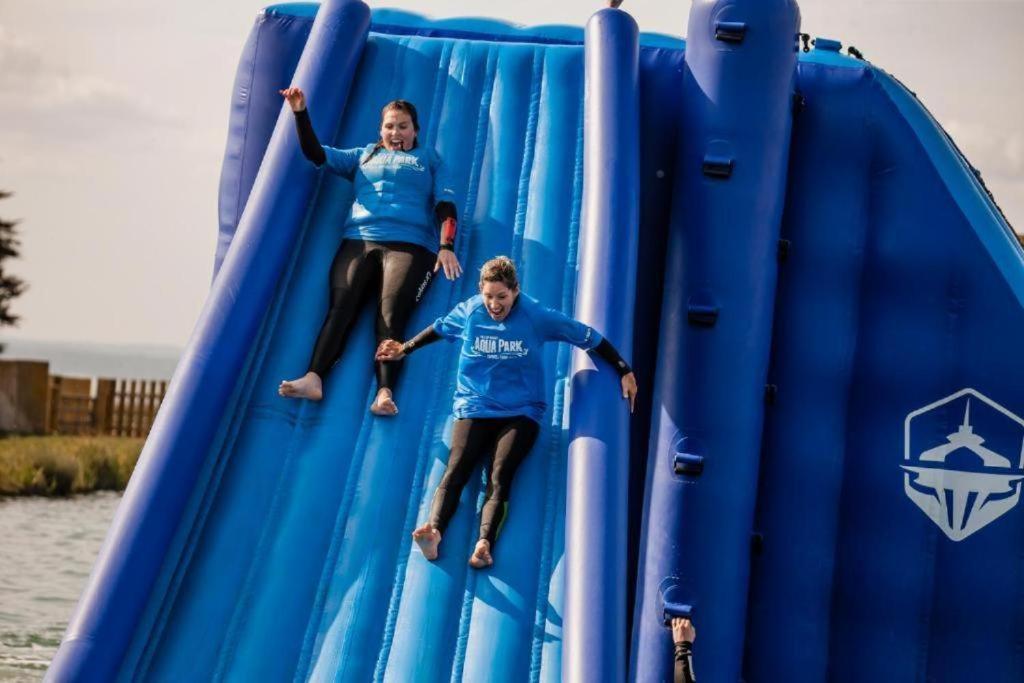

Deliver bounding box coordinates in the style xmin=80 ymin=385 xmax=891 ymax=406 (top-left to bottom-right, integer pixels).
xmin=1 ymin=0 xmax=1021 ymax=347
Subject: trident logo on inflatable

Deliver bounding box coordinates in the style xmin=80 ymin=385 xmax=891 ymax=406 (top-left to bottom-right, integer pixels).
xmin=903 ymin=388 xmax=1024 ymax=541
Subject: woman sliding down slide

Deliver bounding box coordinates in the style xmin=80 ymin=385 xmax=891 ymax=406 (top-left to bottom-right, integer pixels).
xmin=277 ymin=87 xmax=462 ymax=416
xmin=376 ymin=256 xmax=638 ymax=568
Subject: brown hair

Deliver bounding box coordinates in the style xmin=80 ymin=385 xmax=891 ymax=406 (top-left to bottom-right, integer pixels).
xmin=479 ymin=256 xmax=519 ymax=291
xmin=364 ymin=99 xmax=420 ymax=164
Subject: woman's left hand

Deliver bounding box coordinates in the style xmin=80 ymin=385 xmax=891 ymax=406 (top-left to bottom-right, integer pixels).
xmin=375 ymin=339 xmax=406 ymax=361
xmin=621 ymin=372 xmax=638 ymax=414
xmin=435 ymin=249 xmax=463 ymax=280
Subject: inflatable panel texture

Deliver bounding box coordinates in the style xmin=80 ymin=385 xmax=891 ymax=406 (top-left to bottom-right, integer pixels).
xmin=48 ymin=1 xmax=1024 ymax=682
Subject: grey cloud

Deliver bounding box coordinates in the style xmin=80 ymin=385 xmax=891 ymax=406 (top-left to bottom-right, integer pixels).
xmin=0 ymin=25 xmax=181 ymax=133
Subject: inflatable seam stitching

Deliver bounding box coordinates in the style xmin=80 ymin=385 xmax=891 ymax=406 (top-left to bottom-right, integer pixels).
xmin=371 ymin=38 xmax=456 ymax=680
xmin=448 ymin=45 xmax=500 ymax=683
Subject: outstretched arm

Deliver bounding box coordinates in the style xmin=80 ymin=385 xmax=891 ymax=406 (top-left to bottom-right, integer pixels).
xmin=280 ymin=86 xmax=327 ymax=166
xmin=375 ymin=326 xmax=442 ymax=362
xmin=589 ymin=338 xmax=638 ymax=413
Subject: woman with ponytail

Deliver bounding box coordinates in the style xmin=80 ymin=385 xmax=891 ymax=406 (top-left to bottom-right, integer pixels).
xmin=277 ymin=87 xmax=461 ymax=416
xmin=376 ymin=256 xmax=638 ymax=568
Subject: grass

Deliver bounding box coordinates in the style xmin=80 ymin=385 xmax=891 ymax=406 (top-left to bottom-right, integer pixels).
xmin=0 ymin=435 xmax=144 ymax=496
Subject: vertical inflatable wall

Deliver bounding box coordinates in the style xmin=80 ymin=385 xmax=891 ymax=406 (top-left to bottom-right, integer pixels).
xmin=631 ymin=0 xmax=799 ymax=680
xmin=744 ymin=44 xmax=1024 ymax=681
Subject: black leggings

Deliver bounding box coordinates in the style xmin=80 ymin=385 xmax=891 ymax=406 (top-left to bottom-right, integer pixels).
xmin=428 ymin=416 xmax=541 ymax=547
xmin=308 ymin=239 xmax=435 ymax=390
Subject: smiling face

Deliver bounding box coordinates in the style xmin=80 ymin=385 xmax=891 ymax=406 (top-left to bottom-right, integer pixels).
xmin=481 ymin=281 xmax=519 ymax=321
xmin=380 ymin=108 xmax=417 ymax=151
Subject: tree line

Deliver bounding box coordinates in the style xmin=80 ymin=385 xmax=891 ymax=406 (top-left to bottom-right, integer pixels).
xmin=0 ymin=191 xmax=24 ymax=353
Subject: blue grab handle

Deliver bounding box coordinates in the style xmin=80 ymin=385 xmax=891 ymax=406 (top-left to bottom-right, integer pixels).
xmin=663 ymin=601 xmax=695 ymax=625
xmin=673 ymin=452 xmax=705 ymax=476
xmin=715 ymin=21 xmax=747 ymax=43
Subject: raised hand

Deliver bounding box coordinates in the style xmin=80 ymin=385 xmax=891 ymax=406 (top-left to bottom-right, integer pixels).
xmin=670 ymin=617 xmax=696 ymax=645
xmin=278 ymin=86 xmax=306 ymax=112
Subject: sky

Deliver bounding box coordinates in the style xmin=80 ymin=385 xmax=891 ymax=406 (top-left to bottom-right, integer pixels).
xmin=1 ymin=0 xmax=1021 ymax=348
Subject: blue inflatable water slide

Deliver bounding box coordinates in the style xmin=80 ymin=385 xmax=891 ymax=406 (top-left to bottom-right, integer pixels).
xmin=49 ymin=0 xmax=1024 ymax=681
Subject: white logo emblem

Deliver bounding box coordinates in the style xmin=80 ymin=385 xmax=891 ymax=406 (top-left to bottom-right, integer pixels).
xmin=903 ymin=388 xmax=1024 ymax=541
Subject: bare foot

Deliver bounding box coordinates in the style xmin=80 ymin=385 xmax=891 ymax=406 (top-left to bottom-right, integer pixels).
xmin=370 ymin=388 xmax=399 ymax=416
xmin=468 ymin=539 xmax=493 ymax=569
xmin=278 ymin=371 xmax=323 ymax=401
xmin=412 ymin=523 xmax=441 ymax=560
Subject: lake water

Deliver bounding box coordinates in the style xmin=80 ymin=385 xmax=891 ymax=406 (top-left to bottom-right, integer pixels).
xmin=0 ymin=339 xmax=179 ymax=380
xmin=0 ymin=493 xmax=120 ymax=681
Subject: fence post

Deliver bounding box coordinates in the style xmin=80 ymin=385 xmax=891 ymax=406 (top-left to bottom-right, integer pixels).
xmin=115 ymin=379 xmax=127 ymax=436
xmin=95 ymin=379 xmax=116 ymax=435
xmin=48 ymin=376 xmax=62 ymax=434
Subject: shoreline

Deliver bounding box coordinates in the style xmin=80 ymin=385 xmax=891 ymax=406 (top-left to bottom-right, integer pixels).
xmin=0 ymin=435 xmax=143 ymax=496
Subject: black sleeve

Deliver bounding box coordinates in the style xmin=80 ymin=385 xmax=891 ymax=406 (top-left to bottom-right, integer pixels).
xmin=590 ymin=338 xmax=632 ymax=378
xmin=402 ymin=326 xmax=442 ymax=355
xmin=293 ymin=108 xmax=327 ymax=167
xmin=674 ymin=642 xmax=696 ymax=683
xmin=434 ymin=200 xmax=458 ymax=222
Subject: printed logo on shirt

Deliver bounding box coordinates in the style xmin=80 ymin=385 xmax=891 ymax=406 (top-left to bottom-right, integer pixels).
xmin=364 ymin=152 xmax=426 ymax=172
xmin=472 ymin=335 xmax=529 ymax=359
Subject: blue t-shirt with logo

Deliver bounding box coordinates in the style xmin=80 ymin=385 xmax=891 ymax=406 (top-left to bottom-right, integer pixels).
xmin=433 ymin=294 xmax=602 ymax=422
xmin=321 ymin=144 xmax=457 ymax=252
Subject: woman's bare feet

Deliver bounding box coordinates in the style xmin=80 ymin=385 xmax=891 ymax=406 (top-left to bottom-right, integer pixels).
xmin=412 ymin=523 xmax=441 ymax=560
xmin=370 ymin=388 xmax=399 ymax=416
xmin=278 ymin=371 xmax=323 ymax=401
xmin=468 ymin=539 xmax=493 ymax=569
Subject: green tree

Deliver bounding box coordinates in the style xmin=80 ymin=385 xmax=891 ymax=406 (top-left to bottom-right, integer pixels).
xmin=0 ymin=191 xmax=26 ymax=353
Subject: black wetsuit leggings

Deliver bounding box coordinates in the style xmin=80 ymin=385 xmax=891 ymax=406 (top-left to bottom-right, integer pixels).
xmin=429 ymin=416 xmax=541 ymax=547
xmin=308 ymin=239 xmax=435 ymax=390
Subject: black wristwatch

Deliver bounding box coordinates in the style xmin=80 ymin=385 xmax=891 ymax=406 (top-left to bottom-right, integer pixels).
xmin=438 ymin=243 xmax=454 ymax=252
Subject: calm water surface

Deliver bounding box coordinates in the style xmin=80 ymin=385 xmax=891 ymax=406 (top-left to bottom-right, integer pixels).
xmin=0 ymin=493 xmax=120 ymax=681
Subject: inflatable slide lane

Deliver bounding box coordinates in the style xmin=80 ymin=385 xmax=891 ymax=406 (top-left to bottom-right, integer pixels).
xmin=49 ymin=2 xmax=681 ymax=681
xmin=49 ymin=0 xmax=1024 ymax=681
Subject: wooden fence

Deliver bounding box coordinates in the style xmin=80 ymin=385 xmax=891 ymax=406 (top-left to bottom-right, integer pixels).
xmin=47 ymin=375 xmax=168 ymax=437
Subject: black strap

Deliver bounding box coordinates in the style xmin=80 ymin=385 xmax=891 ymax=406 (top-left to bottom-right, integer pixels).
xmin=402 ymin=326 xmax=442 ymax=355
xmin=435 ymin=200 xmax=457 ymax=222
xmin=591 ymin=338 xmax=632 ymax=378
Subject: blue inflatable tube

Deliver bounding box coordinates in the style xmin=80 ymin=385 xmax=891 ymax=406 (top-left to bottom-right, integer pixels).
xmin=565 ymin=9 xmax=639 ymax=683
xmin=215 ymin=6 xmax=316 ymax=278
xmin=630 ymin=0 xmax=799 ymax=680
xmin=45 ymin=1 xmax=370 ymax=679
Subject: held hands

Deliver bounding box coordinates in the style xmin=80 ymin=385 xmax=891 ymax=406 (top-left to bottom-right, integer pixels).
xmin=434 ymin=249 xmax=463 ymax=280
xmin=279 ymin=86 xmax=306 ymax=112
xmin=670 ymin=617 xmax=696 ymax=645
xmin=621 ymin=371 xmax=638 ymax=414
xmin=375 ymin=339 xmax=406 ymax=362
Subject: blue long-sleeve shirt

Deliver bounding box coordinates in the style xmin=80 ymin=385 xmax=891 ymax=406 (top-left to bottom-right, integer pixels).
xmin=322 ymin=144 xmax=457 ymax=252
xmin=433 ymin=294 xmax=602 ymax=422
